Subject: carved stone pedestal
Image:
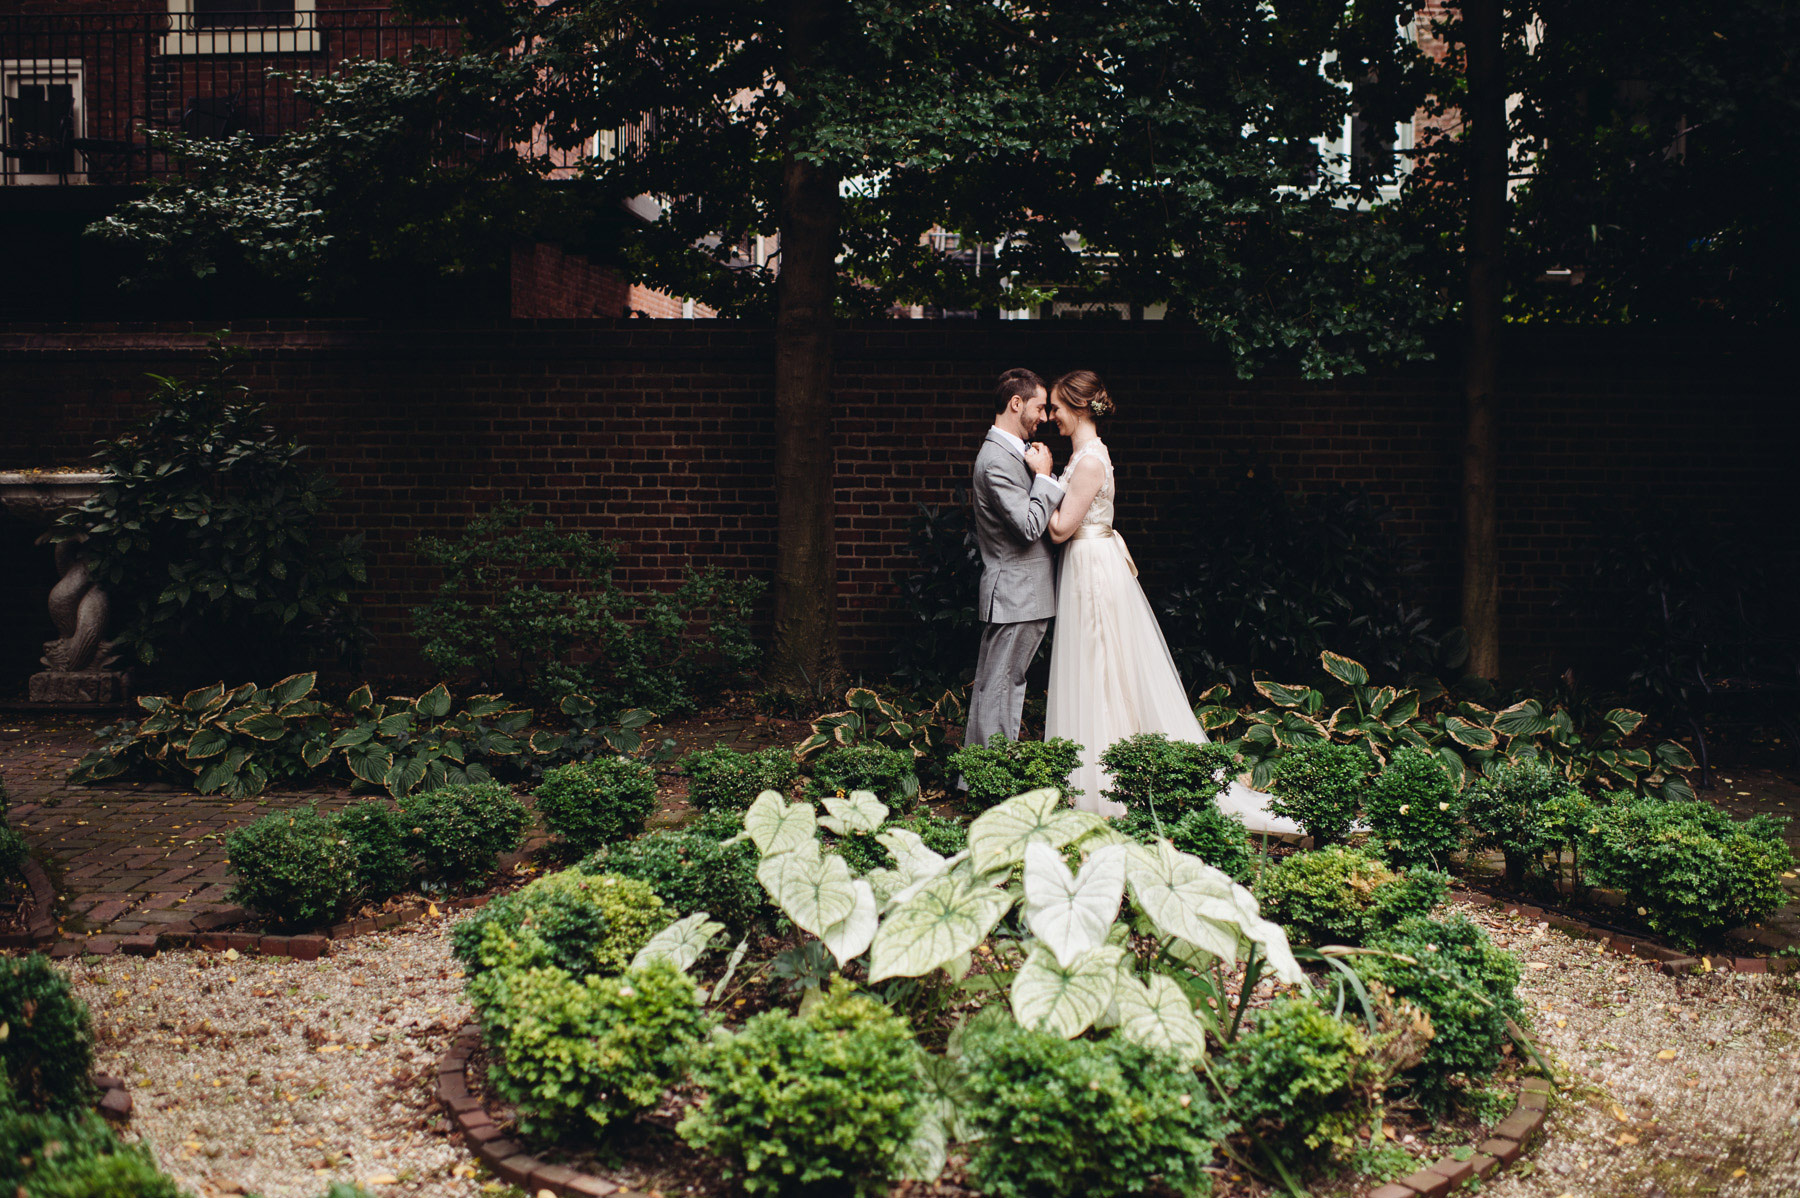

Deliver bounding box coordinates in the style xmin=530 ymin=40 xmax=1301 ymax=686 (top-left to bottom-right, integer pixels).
xmin=29 ymin=670 xmax=130 ymax=705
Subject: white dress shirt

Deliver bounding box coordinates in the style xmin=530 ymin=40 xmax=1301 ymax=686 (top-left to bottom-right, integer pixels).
xmin=992 ymin=426 xmax=1064 ymax=494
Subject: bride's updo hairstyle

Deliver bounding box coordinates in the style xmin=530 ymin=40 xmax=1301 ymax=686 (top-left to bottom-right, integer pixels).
xmin=1051 ymin=370 xmax=1114 ymax=420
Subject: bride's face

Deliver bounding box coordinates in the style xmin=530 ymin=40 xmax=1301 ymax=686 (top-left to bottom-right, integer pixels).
xmin=1047 ymin=396 xmax=1079 ymax=437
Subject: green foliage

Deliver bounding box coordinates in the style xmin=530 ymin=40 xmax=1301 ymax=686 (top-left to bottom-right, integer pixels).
xmin=1115 ymin=805 xmax=1255 ymax=883
xmin=332 ymin=800 xmax=412 ymax=904
xmin=1356 ymin=915 xmax=1525 ymax=1113
xmin=332 ymin=685 xmax=532 ymax=800
xmin=1364 ymin=747 xmax=1463 ymax=871
xmin=1253 ymin=845 xmax=1446 ymax=948
xmin=1221 ymin=995 xmax=1377 ymax=1158
xmin=225 ymin=806 xmax=355 ymax=930
xmin=679 ymin=979 xmax=926 ymax=1198
xmin=1581 ymin=801 xmax=1796 ymax=947
xmin=891 ymin=493 xmax=983 ymax=693
xmin=535 ymin=759 xmax=658 ymax=855
xmin=1268 ymin=740 xmax=1374 ymax=847
xmin=530 ymin=697 xmax=677 ymax=776
xmin=452 ymin=870 xmax=666 ymax=978
xmin=809 ymin=744 xmax=919 ymax=807
xmin=584 ymin=828 xmax=767 ymax=935
xmin=947 ymin=737 xmax=1084 ymax=810
xmin=828 ymin=811 xmax=969 ymax=876
xmin=797 ymin=688 xmax=966 ymax=780
xmin=0 ymin=1082 xmax=187 ymax=1197
xmin=413 ymin=504 xmax=763 ymax=715
xmin=470 ymin=958 xmax=711 ymax=1137
xmin=0 ymin=823 xmax=25 ymax=883
xmin=1461 ymin=756 xmax=1569 ymax=886
xmin=961 ymin=1021 xmax=1229 ymax=1198
xmin=397 ymin=782 xmax=531 ymax=887
xmin=47 ymin=350 xmax=366 ymax=682
xmin=0 ymin=956 xmax=95 ymax=1114
xmin=69 ymin=673 xmax=334 ymax=798
xmin=1097 ymin=734 xmax=1234 ymax=822
xmin=681 ymin=747 xmax=800 ymax=812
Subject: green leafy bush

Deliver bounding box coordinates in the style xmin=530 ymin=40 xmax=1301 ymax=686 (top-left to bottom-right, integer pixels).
xmin=0 ymin=773 xmax=23 ymax=882
xmin=1581 ymin=800 xmax=1796 ymax=946
xmin=679 ymin=979 xmax=926 ymax=1197
xmin=1268 ymin=740 xmax=1373 ymax=847
xmin=584 ymin=828 xmax=766 ymax=935
xmin=961 ymin=1020 xmax=1229 ymax=1198
xmin=890 ymin=493 xmax=983 ymax=693
xmin=470 ymin=958 xmax=711 ymax=1137
xmin=796 ymin=688 xmax=967 ymax=785
xmin=332 ymin=800 xmax=411 ymax=903
xmin=1221 ymin=995 xmax=1376 ymax=1158
xmin=809 ymin=744 xmax=918 ymax=807
xmin=948 ymin=737 xmax=1083 ymax=809
xmin=827 ymin=811 xmax=969 ymax=876
xmin=1097 ymin=733 xmax=1234 ymax=821
xmin=535 ymin=759 xmax=658 ymax=854
xmin=1253 ymin=844 xmax=1446 ymax=947
xmin=333 ymin=685 xmax=533 ymax=800
xmin=0 ymin=955 xmax=95 ymax=1114
xmin=1356 ymin=914 xmax=1525 ymax=1112
xmin=1461 ymin=756 xmax=1569 ymax=886
xmin=1116 ymin=804 xmax=1255 ymax=882
xmin=0 ymin=1081 xmax=187 ymax=1196
xmin=397 ymin=782 xmax=530 ymax=887
xmin=1364 ymin=747 xmax=1463 ymax=870
xmin=225 ymin=806 xmax=355 ymax=929
xmin=682 ymin=747 xmax=799 ymax=812
xmin=452 ymin=870 xmax=665 ymax=979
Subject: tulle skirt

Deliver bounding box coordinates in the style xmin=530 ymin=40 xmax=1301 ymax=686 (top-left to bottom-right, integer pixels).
xmin=1044 ymin=530 xmax=1300 ymax=834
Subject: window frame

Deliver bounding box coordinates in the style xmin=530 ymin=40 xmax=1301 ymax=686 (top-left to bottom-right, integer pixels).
xmin=1 ymin=58 xmax=85 ymax=186
xmin=161 ymin=0 xmax=320 ymax=56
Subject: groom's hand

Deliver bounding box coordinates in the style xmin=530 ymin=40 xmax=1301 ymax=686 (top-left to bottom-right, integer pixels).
xmin=1025 ymin=442 xmax=1052 ymax=475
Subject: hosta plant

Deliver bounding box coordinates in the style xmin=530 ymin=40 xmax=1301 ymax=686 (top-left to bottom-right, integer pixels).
xmin=332 ymin=684 xmax=530 ymax=798
xmin=796 ymin=686 xmax=965 ymax=767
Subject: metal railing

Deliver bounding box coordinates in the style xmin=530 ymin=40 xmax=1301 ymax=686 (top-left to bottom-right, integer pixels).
xmin=0 ymin=8 xmax=462 ymax=185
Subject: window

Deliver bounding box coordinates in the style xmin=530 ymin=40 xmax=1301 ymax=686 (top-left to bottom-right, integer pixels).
xmin=1 ymin=61 xmax=84 ymax=186
xmin=163 ymin=0 xmax=318 ymax=55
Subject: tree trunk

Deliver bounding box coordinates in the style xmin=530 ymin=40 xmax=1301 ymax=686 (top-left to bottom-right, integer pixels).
xmin=1461 ymin=0 xmax=1505 ymax=682
xmin=767 ymin=0 xmax=842 ymax=695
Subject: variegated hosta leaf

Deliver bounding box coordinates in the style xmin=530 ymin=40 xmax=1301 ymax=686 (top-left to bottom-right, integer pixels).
xmin=1319 ymin=650 xmax=1370 ymax=686
xmin=1022 ymin=842 xmax=1128 ymax=968
xmin=630 ymin=912 xmax=725 ymax=973
xmin=867 ymin=873 xmax=1014 ymax=983
xmin=1253 ymin=678 xmax=1317 ymax=709
xmin=1009 ymin=942 xmax=1126 ymax=1039
xmin=817 ymin=790 xmax=888 ymax=837
xmin=1606 ymin=708 xmax=1648 ymax=737
xmin=743 ymin=791 xmax=818 ymax=858
xmin=1443 ymin=716 xmax=1499 ymax=751
xmin=759 ymin=849 xmax=858 ymax=938
xmin=817 ymin=879 xmax=879 ymax=966
xmin=1492 ymin=698 xmax=1551 ymax=737
xmin=894 ymin=1110 xmax=949 ymax=1184
xmin=1384 ymin=690 xmax=1422 ymax=725
xmin=967 ymin=788 xmax=1104 ymax=876
xmin=1114 ymin=972 xmax=1210 ymax=1065
xmin=1125 ymin=841 xmax=1245 ymax=962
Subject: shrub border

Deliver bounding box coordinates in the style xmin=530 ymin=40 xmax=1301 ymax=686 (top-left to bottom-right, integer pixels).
xmin=0 ymin=856 xmax=58 ymax=949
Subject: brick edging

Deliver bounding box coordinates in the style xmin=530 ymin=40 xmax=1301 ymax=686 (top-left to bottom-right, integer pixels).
xmin=1367 ymin=1077 xmax=1553 ymax=1198
xmin=0 ymin=857 xmax=59 ymax=949
xmin=94 ymin=1072 xmax=132 ymax=1124
xmin=437 ymin=1024 xmax=649 ymax=1198
xmin=1448 ymin=887 xmax=1797 ymax=976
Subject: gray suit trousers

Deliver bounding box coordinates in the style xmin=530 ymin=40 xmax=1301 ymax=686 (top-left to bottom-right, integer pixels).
xmin=964 ymin=617 xmax=1050 ymax=758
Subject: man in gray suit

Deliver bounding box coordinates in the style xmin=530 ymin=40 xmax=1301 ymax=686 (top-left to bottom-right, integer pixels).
xmin=962 ymin=367 xmax=1065 ymax=763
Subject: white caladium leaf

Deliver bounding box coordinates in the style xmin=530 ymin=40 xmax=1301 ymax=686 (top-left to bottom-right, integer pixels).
xmin=1022 ymin=842 xmax=1129 ymax=968
xmin=1010 ymin=942 xmax=1127 ymax=1039
xmin=1125 ymin=840 xmax=1246 ymax=963
xmin=893 ymin=1109 xmax=949 ymax=1184
xmin=817 ymin=879 xmax=879 ymax=966
xmin=868 ymin=873 xmax=1013 ymax=982
xmin=1114 ymin=972 xmax=1210 ymax=1065
xmin=817 ymin=789 xmax=889 ymax=836
xmin=629 ymin=912 xmax=725 ymax=973
xmin=760 ymin=849 xmax=859 ymax=937
xmin=886 ymin=851 xmax=971 ymax=910
xmin=708 ymin=935 xmax=752 ymax=1004
xmin=917 ymin=1052 xmax=976 ymax=1142
xmin=864 ymin=867 xmax=907 ymax=905
xmin=878 ymin=828 xmax=949 ymax=881
xmin=744 ymin=790 xmax=817 ymax=858
xmin=1221 ymin=885 xmax=1305 ymax=985
xmin=968 ymin=788 xmax=1104 ymax=876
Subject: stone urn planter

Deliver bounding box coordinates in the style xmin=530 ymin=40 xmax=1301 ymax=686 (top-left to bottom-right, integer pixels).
xmin=0 ymin=470 xmax=129 ymax=705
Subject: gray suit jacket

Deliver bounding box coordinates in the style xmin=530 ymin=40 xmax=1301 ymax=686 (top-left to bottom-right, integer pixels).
xmin=972 ymin=428 xmax=1063 ymax=624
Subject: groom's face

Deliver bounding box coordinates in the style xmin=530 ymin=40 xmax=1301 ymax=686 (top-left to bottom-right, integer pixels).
xmin=1018 ymin=386 xmax=1049 ymax=437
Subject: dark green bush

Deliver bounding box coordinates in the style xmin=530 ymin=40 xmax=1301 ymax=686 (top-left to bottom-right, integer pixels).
xmin=0 ymin=955 xmax=95 ymax=1114
xmin=225 ymin=806 xmax=355 ymax=929
xmin=397 ymin=781 xmax=531 ymax=886
xmin=681 ymin=747 xmax=799 ymax=812
xmin=535 ymin=759 xmax=658 ymax=854
xmin=1364 ymin=747 xmax=1463 ymax=871
xmin=961 ymin=1021 xmax=1229 ymax=1198
xmin=809 ymin=744 xmax=918 ymax=807
xmin=1253 ymin=844 xmax=1447 ymax=947
xmin=1221 ymin=995 xmax=1377 ymax=1160
xmin=890 ymin=493 xmax=982 ymax=694
xmin=470 ymin=957 xmax=712 ymax=1137
xmin=1461 ymin=756 xmax=1569 ymax=887
xmin=679 ymin=979 xmax=926 ymax=1198
xmin=1 ymin=777 xmax=28 ymax=881
xmin=827 ymin=812 xmax=969 ymax=876
xmin=1098 ymin=734 xmax=1235 ymax=822
xmin=1116 ymin=804 xmax=1256 ymax=882
xmin=948 ymin=737 xmax=1084 ymax=809
xmin=585 ymin=828 xmax=767 ymax=935
xmin=1268 ymin=741 xmax=1373 ymax=847
xmin=0 ymin=1078 xmax=187 ymax=1197
xmin=1581 ymin=800 xmax=1796 ymax=947
xmin=332 ymin=800 xmax=411 ymax=903
xmin=1355 ymin=915 xmax=1525 ymax=1113
xmin=452 ymin=870 xmax=665 ymax=978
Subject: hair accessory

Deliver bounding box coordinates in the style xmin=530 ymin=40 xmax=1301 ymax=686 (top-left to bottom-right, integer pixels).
xmin=1090 ymin=395 xmax=1112 ymax=417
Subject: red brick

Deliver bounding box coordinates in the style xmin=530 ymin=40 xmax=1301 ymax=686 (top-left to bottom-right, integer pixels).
xmin=1479 ymin=1136 xmax=1523 ymax=1166
xmin=1396 ymin=1168 xmax=1451 ymax=1197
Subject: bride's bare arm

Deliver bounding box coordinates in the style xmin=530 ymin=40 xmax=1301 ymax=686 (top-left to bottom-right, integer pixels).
xmin=1049 ymin=456 xmax=1106 ymax=543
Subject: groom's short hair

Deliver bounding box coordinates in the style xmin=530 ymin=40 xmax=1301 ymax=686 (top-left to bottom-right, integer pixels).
xmin=995 ymin=368 xmax=1046 ymax=414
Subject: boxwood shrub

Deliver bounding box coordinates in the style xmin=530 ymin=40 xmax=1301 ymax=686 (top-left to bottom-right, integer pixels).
xmin=948 ymin=737 xmax=1083 ymax=809
xmin=332 ymin=800 xmax=412 ymax=903
xmin=398 ymin=781 xmax=531 ymax=887
xmin=226 ymin=805 xmax=355 ymax=929
xmin=535 ymin=758 xmax=659 ymax=854
xmin=682 ymin=746 xmax=800 ymax=811
xmin=584 ymin=827 xmax=768 ymax=935
xmin=1267 ymin=740 xmax=1373 ymax=847
xmin=1097 ymin=733 xmax=1234 ymax=821
xmin=1364 ymin=747 xmax=1463 ymax=870
xmin=809 ymin=744 xmax=919 ymax=807
xmin=1253 ymin=844 xmax=1447 ymax=947
xmin=1221 ymin=995 xmax=1377 ymax=1160
xmin=451 ymin=869 xmax=666 ymax=978
xmin=0 ymin=954 xmax=95 ymax=1114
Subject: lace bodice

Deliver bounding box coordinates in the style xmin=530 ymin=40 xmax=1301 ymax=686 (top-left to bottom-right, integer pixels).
xmin=1059 ymin=440 xmax=1116 ymax=530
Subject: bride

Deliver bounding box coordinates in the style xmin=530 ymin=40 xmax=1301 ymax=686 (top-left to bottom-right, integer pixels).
xmin=1042 ymin=370 xmax=1298 ymax=834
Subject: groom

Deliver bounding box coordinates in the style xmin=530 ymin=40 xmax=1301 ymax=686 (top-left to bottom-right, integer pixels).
xmin=962 ymin=367 xmax=1065 ymax=763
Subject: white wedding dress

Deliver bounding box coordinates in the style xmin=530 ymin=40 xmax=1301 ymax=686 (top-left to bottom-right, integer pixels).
xmin=1044 ymin=440 xmax=1299 ymax=833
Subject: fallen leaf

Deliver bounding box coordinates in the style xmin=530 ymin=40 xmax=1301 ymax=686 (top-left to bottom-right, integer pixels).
xmin=1657 ymin=1049 xmax=1677 ymax=1060
xmin=1610 ymin=1104 xmax=1630 ymax=1123
xmin=316 ymin=1044 xmax=344 ymax=1054
xmin=223 ymin=948 xmax=239 ymax=962
xmin=364 ymin=1176 xmax=399 ymax=1187
xmin=428 ymin=902 xmax=441 ymax=918
xmin=1528 ymin=961 xmax=1551 ymax=971
xmin=1556 ymin=1018 xmax=1567 ymax=1028
xmin=1732 ymin=1168 xmax=1748 ymax=1179
xmin=1616 ymin=1133 xmax=1639 ymax=1146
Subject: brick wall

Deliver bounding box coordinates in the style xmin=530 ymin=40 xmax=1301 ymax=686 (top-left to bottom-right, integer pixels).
xmin=0 ymin=321 xmax=1786 ymax=683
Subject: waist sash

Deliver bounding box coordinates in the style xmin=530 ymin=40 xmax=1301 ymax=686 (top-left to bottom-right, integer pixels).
xmin=1069 ymin=523 xmax=1137 ymax=578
